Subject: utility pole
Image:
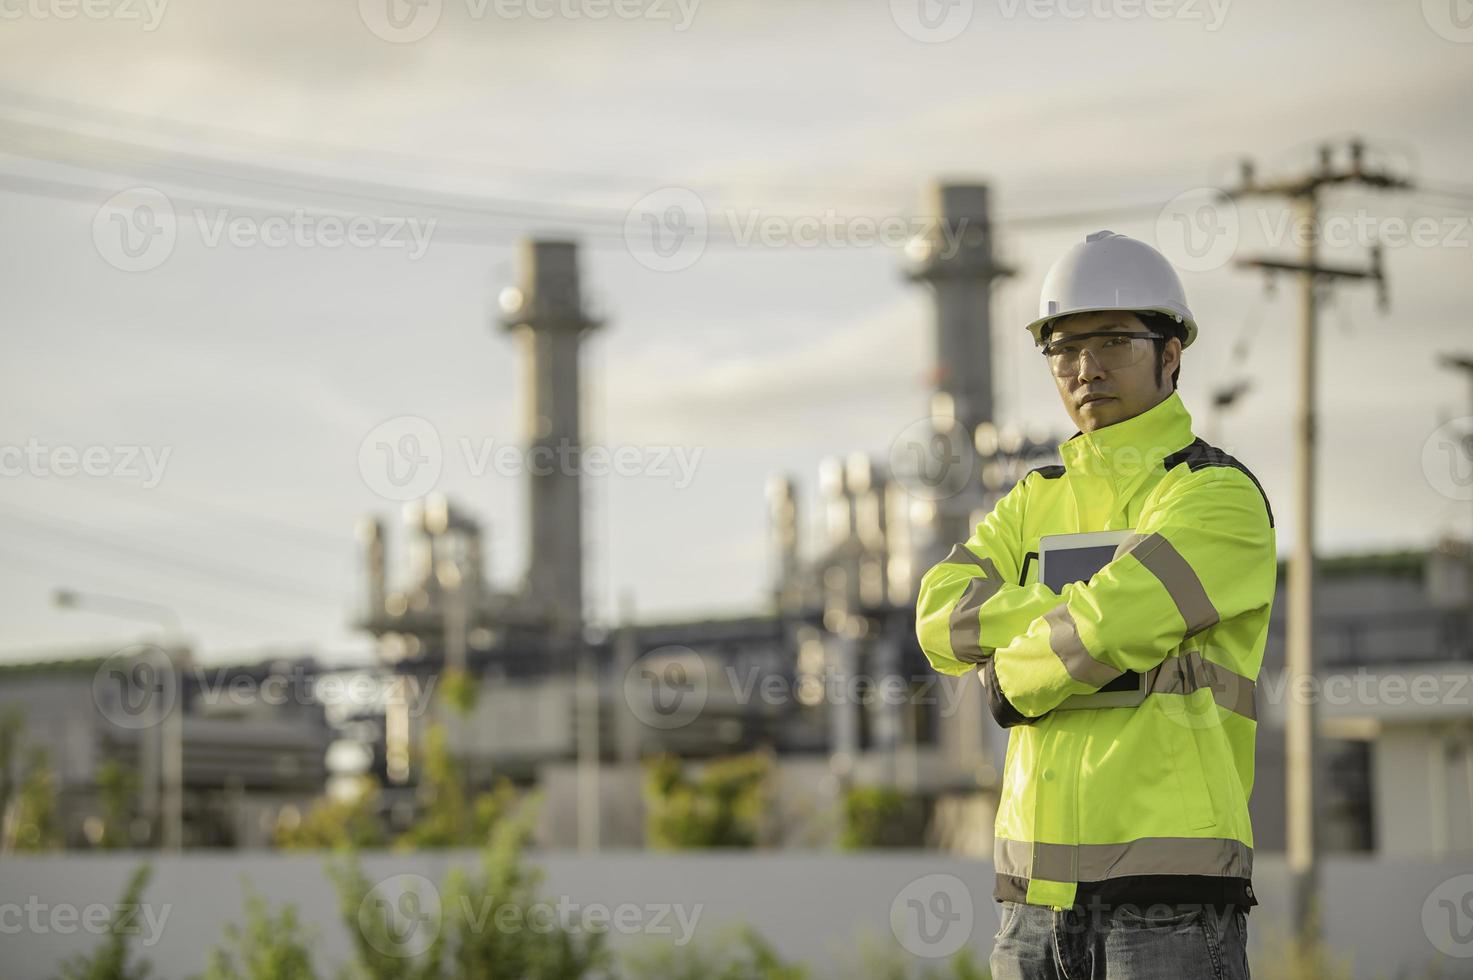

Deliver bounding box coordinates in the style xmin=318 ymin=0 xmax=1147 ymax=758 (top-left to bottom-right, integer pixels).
xmin=576 ymin=631 xmax=601 ymax=853
xmin=1228 ymin=139 xmax=1410 ymax=947
xmin=1437 ymin=353 xmax=1473 ymax=635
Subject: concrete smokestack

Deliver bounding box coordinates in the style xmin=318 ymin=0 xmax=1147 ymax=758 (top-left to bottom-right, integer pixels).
xmin=498 ymin=239 xmax=602 ymax=635
xmin=906 ymin=182 xmax=1014 ymax=565
xmin=906 ymin=182 xmax=1013 ymax=435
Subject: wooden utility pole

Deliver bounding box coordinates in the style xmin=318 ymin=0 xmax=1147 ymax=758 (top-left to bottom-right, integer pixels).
xmin=1229 ymin=139 xmax=1410 ymax=947
xmin=1437 ymin=354 xmax=1473 ymax=627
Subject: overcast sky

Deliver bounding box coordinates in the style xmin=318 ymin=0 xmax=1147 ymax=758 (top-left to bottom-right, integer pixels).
xmin=1 ymin=0 xmax=1470 ymax=664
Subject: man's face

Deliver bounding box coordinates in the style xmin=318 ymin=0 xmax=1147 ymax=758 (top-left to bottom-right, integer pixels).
xmin=1044 ymin=310 xmax=1182 ymax=433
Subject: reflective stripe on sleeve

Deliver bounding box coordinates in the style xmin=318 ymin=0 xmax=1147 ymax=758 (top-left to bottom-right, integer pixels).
xmin=1114 ymin=532 xmax=1220 ymax=637
xmin=947 ymin=556 xmax=1005 ymax=664
xmin=1044 ymin=604 xmax=1122 ymax=687
xmin=941 ymin=544 xmax=990 ymax=571
xmin=1148 ymin=650 xmax=1257 ymax=720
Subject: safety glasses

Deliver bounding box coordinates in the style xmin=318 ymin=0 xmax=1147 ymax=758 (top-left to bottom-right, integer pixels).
xmin=1040 ymin=330 xmax=1163 ymax=377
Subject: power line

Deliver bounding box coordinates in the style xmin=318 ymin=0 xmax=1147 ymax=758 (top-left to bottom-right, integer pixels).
xmin=0 ymin=502 xmax=342 ymax=604
xmin=0 ymin=108 xmax=1180 ymax=242
xmin=43 ymin=475 xmax=350 ymax=556
xmin=0 ymin=544 xmax=320 ymax=635
xmin=0 ymin=157 xmax=1175 ymax=257
xmin=0 ymin=115 xmax=638 ymax=227
xmin=0 ymin=85 xmax=918 ymax=205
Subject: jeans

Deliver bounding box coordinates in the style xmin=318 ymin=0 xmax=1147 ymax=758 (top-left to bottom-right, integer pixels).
xmin=989 ymin=900 xmax=1251 ymax=980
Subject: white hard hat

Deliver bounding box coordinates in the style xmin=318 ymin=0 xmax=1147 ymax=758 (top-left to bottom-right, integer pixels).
xmin=1025 ymin=230 xmax=1197 ymax=349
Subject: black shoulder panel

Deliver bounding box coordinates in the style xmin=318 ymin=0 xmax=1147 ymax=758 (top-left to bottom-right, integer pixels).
xmin=1161 ymin=438 xmax=1275 ymax=528
xmin=1028 ymin=464 xmax=1066 ymax=480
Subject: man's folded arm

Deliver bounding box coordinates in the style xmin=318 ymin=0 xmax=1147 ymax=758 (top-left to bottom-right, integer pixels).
xmin=991 ymin=466 xmax=1277 ymax=720
xmin=914 ymin=473 xmax=1064 ymax=678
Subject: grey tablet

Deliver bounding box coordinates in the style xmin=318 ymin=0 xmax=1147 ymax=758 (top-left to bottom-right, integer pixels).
xmin=1039 ymin=530 xmax=1150 ymax=710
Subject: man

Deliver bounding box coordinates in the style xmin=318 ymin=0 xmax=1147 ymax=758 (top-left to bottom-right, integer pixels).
xmin=915 ymin=230 xmax=1276 ymax=979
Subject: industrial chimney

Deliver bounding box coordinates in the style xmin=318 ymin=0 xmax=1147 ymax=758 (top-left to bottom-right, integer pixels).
xmin=906 ymin=182 xmax=1014 ymax=562
xmin=498 ymin=239 xmax=602 ymax=637
xmin=906 ymin=182 xmax=1012 ymax=435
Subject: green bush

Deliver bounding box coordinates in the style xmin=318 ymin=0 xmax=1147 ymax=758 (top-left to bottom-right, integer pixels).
xmin=328 ymin=853 xmax=446 ymax=980
xmin=53 ymin=864 xmax=154 ymax=980
xmin=838 ymin=787 xmax=927 ymax=850
xmin=838 ymin=934 xmax=990 ymax=980
xmin=329 ymin=812 xmax=604 ymax=980
xmin=9 ymin=745 xmax=61 ymax=852
xmin=644 ymin=752 xmax=772 ymax=849
xmin=199 ymin=883 xmax=318 ymax=980
xmin=93 ymin=759 xmax=142 ymax=849
xmin=440 ymin=818 xmax=607 ymax=980
xmin=394 ymin=725 xmax=519 ymax=852
xmin=276 ymin=776 xmax=387 ymax=852
xmin=438 ymin=668 xmax=480 ymax=717
xmin=618 ymin=925 xmax=808 ymax=980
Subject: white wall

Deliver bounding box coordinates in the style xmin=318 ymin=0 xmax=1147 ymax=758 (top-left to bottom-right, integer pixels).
xmin=1375 ymin=726 xmax=1473 ymax=856
xmin=0 ymin=851 xmax=1465 ymax=980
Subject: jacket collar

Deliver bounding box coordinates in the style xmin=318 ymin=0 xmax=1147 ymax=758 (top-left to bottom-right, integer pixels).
xmin=1057 ymin=390 xmax=1196 ymax=488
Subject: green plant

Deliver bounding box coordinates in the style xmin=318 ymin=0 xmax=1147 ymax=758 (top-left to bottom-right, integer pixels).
xmin=838 ymin=786 xmax=927 ymax=850
xmin=438 ymin=668 xmax=479 ymax=717
xmin=94 ymin=759 xmax=141 ymax=849
xmin=394 ymin=724 xmax=519 ymax=852
xmin=54 ymin=864 xmax=155 ymax=980
xmin=328 ymin=854 xmax=446 ymax=980
xmin=276 ymin=776 xmax=388 ymax=851
xmin=439 ymin=815 xmax=607 ymax=979
xmin=619 ymin=924 xmax=808 ymax=980
xmin=9 ymin=745 xmax=61 ymax=852
xmin=838 ymin=934 xmax=989 ymax=980
xmin=0 ymin=708 xmax=22 ymax=833
xmin=329 ymin=808 xmax=602 ymax=980
xmin=644 ymin=752 xmax=772 ymax=849
xmin=199 ymin=882 xmax=318 ymax=980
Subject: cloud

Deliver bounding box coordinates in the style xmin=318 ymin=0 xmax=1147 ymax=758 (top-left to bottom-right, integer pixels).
xmin=604 ymin=297 xmax=931 ymax=449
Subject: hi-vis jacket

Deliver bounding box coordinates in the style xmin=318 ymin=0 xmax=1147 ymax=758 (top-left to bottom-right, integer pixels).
xmin=916 ymin=390 xmax=1276 ymax=911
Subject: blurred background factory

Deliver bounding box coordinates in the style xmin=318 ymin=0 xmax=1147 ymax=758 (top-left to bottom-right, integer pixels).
xmin=3 ymin=5 xmax=1471 ymax=975
xmin=3 ymin=180 xmax=1469 ymax=866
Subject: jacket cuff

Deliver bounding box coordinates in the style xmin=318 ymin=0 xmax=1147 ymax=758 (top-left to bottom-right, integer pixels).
xmin=983 ymin=657 xmax=1036 ymax=728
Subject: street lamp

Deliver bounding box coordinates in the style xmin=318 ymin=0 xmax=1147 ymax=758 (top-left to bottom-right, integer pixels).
xmin=53 ymin=588 xmax=186 ymax=852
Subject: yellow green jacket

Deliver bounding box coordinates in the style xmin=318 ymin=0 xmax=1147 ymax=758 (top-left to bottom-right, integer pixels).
xmin=915 ymin=390 xmax=1276 ymax=910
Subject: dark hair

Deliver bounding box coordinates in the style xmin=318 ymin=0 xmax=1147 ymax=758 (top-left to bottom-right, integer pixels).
xmin=1137 ymin=312 xmax=1187 ymax=391
xmin=1041 ymin=311 xmax=1187 ymax=391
